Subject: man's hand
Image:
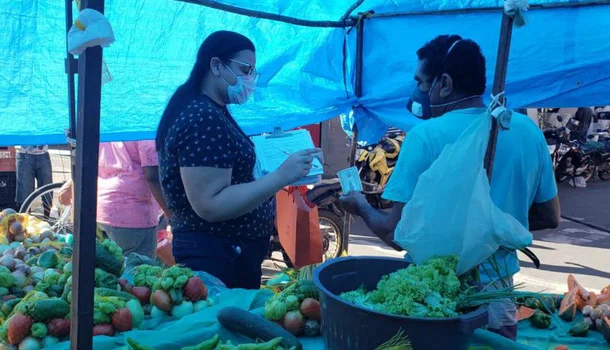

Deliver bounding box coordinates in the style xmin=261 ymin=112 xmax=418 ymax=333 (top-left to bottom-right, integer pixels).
xmin=339 ymin=191 xmax=368 ymax=216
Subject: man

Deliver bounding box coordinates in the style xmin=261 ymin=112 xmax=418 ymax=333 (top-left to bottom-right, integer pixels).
xmin=340 ymin=35 xmax=560 ymax=340
xmin=15 ymin=145 xmax=53 ymax=212
xmin=571 ymin=107 xmax=594 ymax=144
xmin=59 ymin=141 xmax=171 ymax=258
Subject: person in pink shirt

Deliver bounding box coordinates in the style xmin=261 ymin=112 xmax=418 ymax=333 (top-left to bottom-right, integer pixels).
xmin=59 ymin=141 xmax=171 ymax=258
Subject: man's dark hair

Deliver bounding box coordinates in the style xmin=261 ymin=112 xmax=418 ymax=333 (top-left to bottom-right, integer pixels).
xmin=417 ymin=35 xmax=487 ymax=96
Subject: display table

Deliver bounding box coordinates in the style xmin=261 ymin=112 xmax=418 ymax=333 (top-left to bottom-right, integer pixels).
xmin=42 ymin=284 xmax=608 ymax=350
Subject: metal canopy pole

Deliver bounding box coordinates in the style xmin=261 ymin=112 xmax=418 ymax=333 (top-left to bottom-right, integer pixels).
xmin=69 ymin=0 xmax=104 ymax=348
xmin=64 ymin=0 xmax=77 ymax=179
xmin=343 ymin=15 xmax=365 ymax=254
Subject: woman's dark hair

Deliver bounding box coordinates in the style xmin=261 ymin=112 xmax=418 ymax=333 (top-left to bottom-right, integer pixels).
xmin=155 ymin=31 xmax=255 ymax=151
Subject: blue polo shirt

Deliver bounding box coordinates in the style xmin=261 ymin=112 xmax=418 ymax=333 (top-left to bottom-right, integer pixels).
xmin=383 ymin=108 xmax=557 ymax=283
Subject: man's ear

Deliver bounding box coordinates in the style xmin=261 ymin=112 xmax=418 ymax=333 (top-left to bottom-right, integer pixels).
xmin=439 ymin=73 xmax=454 ymax=98
xmin=209 ymin=57 xmax=222 ymax=77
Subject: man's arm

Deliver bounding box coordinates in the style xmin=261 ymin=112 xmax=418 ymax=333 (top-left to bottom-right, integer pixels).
xmin=357 ymin=201 xmax=405 ymax=251
xmin=528 ymin=196 xmax=560 ymax=231
xmin=143 ymin=166 xmax=173 ymax=219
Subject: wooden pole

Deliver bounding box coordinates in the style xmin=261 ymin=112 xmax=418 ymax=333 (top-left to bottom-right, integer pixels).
xmin=178 ymin=0 xmax=354 ymax=27
xmin=484 ymin=13 xmax=513 ymax=179
xmin=70 ymin=0 xmax=104 ymax=348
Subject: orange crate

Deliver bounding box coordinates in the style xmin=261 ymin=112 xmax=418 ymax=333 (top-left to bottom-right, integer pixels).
xmin=0 ymin=147 xmax=16 ymax=172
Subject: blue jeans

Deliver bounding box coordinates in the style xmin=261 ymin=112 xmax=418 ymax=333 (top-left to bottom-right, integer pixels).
xmin=172 ymin=232 xmax=269 ymax=290
xmin=15 ymin=152 xmax=53 ymax=205
xmin=99 ymin=224 xmax=157 ymax=259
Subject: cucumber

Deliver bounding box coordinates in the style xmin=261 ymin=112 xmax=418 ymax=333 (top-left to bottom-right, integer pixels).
xmin=26 ymin=298 xmax=70 ymax=321
xmin=217 ymin=307 xmax=302 ymax=350
xmin=94 ymin=287 xmax=137 ymax=301
xmin=1 ymin=298 xmax=21 ymax=317
xmin=95 ymin=242 xmax=123 ymax=277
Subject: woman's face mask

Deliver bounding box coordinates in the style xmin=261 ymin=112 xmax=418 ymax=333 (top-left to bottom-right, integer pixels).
xmin=221 ymin=59 xmax=258 ymax=105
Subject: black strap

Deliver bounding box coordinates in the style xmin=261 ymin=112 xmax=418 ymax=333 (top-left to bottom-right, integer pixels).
xmin=519 ymin=247 xmax=540 ymax=269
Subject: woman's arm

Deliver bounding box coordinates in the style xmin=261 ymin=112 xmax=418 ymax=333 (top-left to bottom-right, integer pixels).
xmin=143 ymin=166 xmax=173 ymax=219
xmin=181 ymin=149 xmax=320 ymax=223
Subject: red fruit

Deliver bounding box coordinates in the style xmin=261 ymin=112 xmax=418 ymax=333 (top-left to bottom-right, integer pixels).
xmin=184 ymin=277 xmax=208 ymax=301
xmin=151 ymin=290 xmax=172 ymax=312
xmin=112 ymin=308 xmax=132 ymax=332
xmin=47 ymin=318 xmax=71 ymax=338
xmin=93 ymin=324 xmax=115 ymax=336
xmin=2 ymin=295 xmax=16 ymax=302
xmin=130 ymin=286 xmax=151 ymax=305
xmin=300 ymin=298 xmax=321 ymax=321
xmin=283 ymin=311 xmax=305 ymax=336
xmin=7 ymin=314 xmax=34 ymax=345
xmin=118 ymin=279 xmax=132 ymax=292
xmin=9 ymin=222 xmax=23 ymax=236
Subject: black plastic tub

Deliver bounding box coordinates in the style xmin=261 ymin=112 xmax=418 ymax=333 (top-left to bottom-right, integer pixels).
xmin=313 ymin=256 xmax=488 ymax=350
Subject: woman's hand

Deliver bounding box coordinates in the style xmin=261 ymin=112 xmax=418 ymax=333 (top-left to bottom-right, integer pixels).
xmin=275 ymin=149 xmax=322 ymax=186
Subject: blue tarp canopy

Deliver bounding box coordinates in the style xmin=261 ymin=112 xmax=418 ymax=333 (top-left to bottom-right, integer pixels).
xmin=2 ymin=0 xmax=610 ymax=145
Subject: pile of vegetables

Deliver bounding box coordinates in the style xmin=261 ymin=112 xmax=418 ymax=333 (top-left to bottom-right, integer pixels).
xmin=0 ymin=291 xmax=71 ymax=349
xmin=119 ymin=264 xmax=210 ymax=320
xmin=263 ymin=280 xmax=321 ymax=337
xmin=517 ymin=275 xmax=610 ymax=343
xmin=0 ymin=211 xmax=146 ymax=349
xmin=340 ymin=256 xmax=469 ymax=318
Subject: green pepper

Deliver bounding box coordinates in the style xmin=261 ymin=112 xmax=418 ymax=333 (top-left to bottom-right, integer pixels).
xmin=127 ymin=338 xmax=156 ymax=350
xmin=530 ymin=309 xmax=552 ymax=329
xmin=569 ymin=322 xmax=589 ymax=337
xmin=181 ymin=334 xmax=220 ymax=350
xmin=540 ymin=295 xmax=556 ymax=314
xmin=524 ymin=298 xmax=542 ymax=310
xmin=235 ymin=338 xmax=284 ymax=350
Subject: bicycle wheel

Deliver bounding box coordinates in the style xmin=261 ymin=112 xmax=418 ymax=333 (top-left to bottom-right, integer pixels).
xmin=19 ymin=182 xmax=73 ymax=235
xmin=318 ymin=209 xmax=345 ymax=260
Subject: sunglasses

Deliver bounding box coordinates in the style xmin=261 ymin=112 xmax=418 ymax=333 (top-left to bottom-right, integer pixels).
xmin=229 ymin=59 xmax=259 ymax=78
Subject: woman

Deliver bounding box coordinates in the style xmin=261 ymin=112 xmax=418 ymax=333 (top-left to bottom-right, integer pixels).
xmin=155 ymin=31 xmax=318 ymax=289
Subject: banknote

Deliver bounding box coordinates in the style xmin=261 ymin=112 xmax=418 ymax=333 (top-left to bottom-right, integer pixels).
xmin=337 ymin=166 xmax=363 ymax=194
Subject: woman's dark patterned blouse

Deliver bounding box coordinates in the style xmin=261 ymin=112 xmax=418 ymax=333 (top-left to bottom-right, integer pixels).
xmin=159 ymin=94 xmax=274 ymax=239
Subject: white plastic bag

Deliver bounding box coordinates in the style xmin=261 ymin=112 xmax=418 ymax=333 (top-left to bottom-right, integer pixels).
xmin=67 ymin=9 xmax=115 ymax=55
xmin=394 ymin=113 xmax=532 ymax=275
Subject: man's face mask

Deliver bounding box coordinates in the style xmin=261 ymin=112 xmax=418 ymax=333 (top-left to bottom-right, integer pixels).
xmin=407 ymin=86 xmax=432 ymax=120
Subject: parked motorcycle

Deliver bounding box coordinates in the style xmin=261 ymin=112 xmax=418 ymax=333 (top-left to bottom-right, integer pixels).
xmin=355 ymin=130 xmax=405 ymax=209
xmin=586 ymin=129 xmax=610 ymax=181
xmin=544 ymin=122 xmax=596 ymax=183
xmin=268 ymin=179 xmax=347 ymax=267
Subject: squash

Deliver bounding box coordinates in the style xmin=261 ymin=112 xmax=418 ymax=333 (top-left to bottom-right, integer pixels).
xmin=559 ymin=289 xmax=578 ymax=322
xmin=517 ymin=306 xmax=536 ymax=322
xmin=567 ymin=275 xmax=596 ymax=310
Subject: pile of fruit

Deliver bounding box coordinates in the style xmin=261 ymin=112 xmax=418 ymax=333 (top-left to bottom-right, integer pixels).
xmin=119 ymin=264 xmax=211 ymax=320
xmin=263 ymin=280 xmax=321 ymax=337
